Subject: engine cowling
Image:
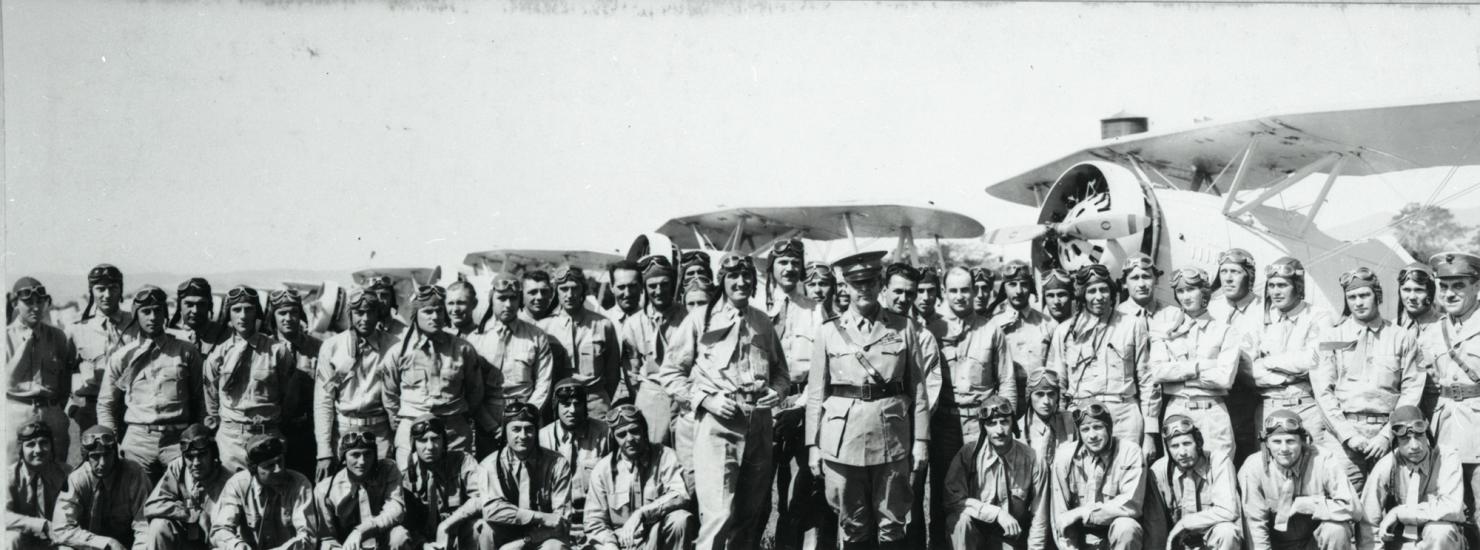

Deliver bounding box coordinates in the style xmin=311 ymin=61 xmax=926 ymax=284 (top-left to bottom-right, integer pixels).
xmin=1033 ymin=161 xmax=1160 ymax=276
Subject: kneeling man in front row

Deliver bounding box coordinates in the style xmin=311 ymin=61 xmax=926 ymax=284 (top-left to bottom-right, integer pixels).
xmin=943 ymin=395 xmax=1049 ymax=549
xmin=1359 ymin=405 xmax=1465 ymax=550
xmin=1050 ymin=400 xmax=1146 ymax=550
xmin=1149 ymin=414 xmax=1242 ymax=550
xmin=583 ymin=403 xmax=696 ymax=550
xmin=1238 ymin=409 xmax=1359 ymax=550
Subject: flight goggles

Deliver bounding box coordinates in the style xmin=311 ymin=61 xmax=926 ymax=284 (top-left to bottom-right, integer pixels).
xmin=347 ymin=289 xmax=381 ymax=309
xmin=1391 ymin=419 xmax=1430 ymax=438
xmin=412 ymin=285 xmax=447 ymax=306
xmin=12 ymin=285 xmax=48 ymax=303
xmin=1121 ymin=255 xmax=1159 ymax=277
xmin=133 ymin=287 xmax=170 ymax=308
xmin=17 ymin=422 xmax=52 ymax=441
xmin=1399 ymin=263 xmax=1435 ymax=285
xmin=1072 ymin=402 xmax=1113 ymax=425
xmin=490 ymin=276 xmax=520 ymax=294
xmin=81 ymin=431 xmax=119 ymax=451
xmin=554 ymin=384 xmax=588 ymax=401
xmin=607 ymin=404 xmax=644 ymax=430
xmin=177 ymin=278 xmax=213 ymax=299
xmin=88 ymin=264 xmax=123 ymax=285
xmin=719 ymin=255 xmax=756 ymax=276
xmin=268 ymin=289 xmax=303 ymax=308
xmin=683 ymin=276 xmax=714 ymax=293
xmin=970 ymin=266 xmax=995 ymax=284
xmin=1075 ymin=264 xmax=1114 ymax=287
xmin=772 ymin=239 xmax=804 ymax=259
xmin=805 ymin=262 xmax=835 ymax=283
xmin=1262 ymin=414 xmax=1306 ymax=436
xmin=1265 ymin=260 xmax=1306 ymax=280
xmin=681 ymin=250 xmax=711 ymax=267
xmin=411 ymin=416 xmax=447 ymax=438
xmin=917 ymin=266 xmax=942 ymax=286
xmin=225 ymin=286 xmax=260 ymax=307
xmin=1339 ymin=267 xmax=1380 ymax=291
xmin=999 ymin=261 xmax=1033 ymax=283
xmin=1171 ymin=267 xmax=1210 ymax=289
xmin=339 ymin=431 xmax=377 ymax=453
xmin=1162 ymin=415 xmax=1199 ymax=440
xmin=180 ymin=435 xmax=214 ymax=455
xmin=1043 ymin=269 xmax=1074 ymax=292
xmin=977 ymin=397 xmax=1015 ymax=421
xmin=554 ymin=266 xmax=585 ymax=285
xmin=504 ymin=403 xmax=541 ymax=424
xmin=1216 ymin=249 xmax=1256 ymax=268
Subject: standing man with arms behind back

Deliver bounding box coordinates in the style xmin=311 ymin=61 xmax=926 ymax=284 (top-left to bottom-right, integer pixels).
xmin=68 ymin=264 xmax=139 ymax=434
xmin=807 ymin=250 xmax=932 ymax=550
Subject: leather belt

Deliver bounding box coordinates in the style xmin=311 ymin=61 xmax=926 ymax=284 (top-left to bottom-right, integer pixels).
xmin=1167 ymin=394 xmax=1223 ymax=410
xmin=338 ymin=414 xmax=389 ymax=427
xmin=135 ymin=423 xmax=190 ymax=434
xmin=1075 ymin=394 xmax=1130 ymax=404
xmin=221 ymin=420 xmax=279 ymax=434
xmin=1263 ymin=395 xmax=1313 ymax=407
xmin=1441 ymin=384 xmax=1480 ymax=400
xmin=827 ymin=382 xmax=904 ymax=401
xmin=1344 ymin=412 xmax=1389 ymax=424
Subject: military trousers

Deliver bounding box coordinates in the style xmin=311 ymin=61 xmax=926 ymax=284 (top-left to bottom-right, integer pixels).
xmin=773 ymin=405 xmax=837 ymax=550
xmin=121 ymin=423 xmax=187 ymax=480
xmin=908 ymin=404 xmax=967 ymax=549
xmin=633 ymin=383 xmax=673 ymax=446
xmin=1063 ymin=516 xmax=1143 ymax=550
xmin=134 ymin=517 xmax=209 ymax=550
xmin=1267 ymin=520 xmax=1352 ymax=550
xmin=1167 ymin=523 xmax=1241 ymax=550
xmin=217 ymin=420 xmax=283 ymax=473
xmin=822 ymin=458 xmax=912 ymax=544
xmin=1162 ymin=395 xmax=1233 ymax=458
xmin=1321 ymin=412 xmax=1387 ymax=492
xmin=5 ymin=398 xmax=69 ymax=464
xmin=692 ymin=405 xmax=774 ymax=550
xmin=395 ymin=414 xmax=471 ymax=470
xmin=672 ymin=410 xmax=697 ymax=495
xmin=947 ymin=511 xmax=1031 ymax=550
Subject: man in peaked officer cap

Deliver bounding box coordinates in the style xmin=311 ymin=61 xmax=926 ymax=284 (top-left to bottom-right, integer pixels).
xmin=807 ymin=249 xmax=933 ymax=550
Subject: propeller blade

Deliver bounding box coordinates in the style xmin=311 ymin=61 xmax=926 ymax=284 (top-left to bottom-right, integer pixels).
xmin=1058 ymin=213 xmax=1151 ymax=240
xmin=984 ymin=224 xmax=1051 ymax=245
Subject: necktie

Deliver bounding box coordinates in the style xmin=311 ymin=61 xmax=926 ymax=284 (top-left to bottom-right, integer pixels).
xmin=518 ymin=459 xmax=534 ymax=510
xmin=564 ymin=430 xmax=578 ymax=493
xmin=260 ymin=487 xmax=285 ymax=546
xmin=1403 ymin=466 xmax=1421 ymax=539
xmin=355 ymin=481 xmax=376 ymax=534
xmin=25 ymin=469 xmax=44 ymax=517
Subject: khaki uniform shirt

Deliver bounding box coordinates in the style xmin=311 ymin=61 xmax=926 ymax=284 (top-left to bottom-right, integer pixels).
xmin=480 ymin=448 xmax=572 ymax=530
xmin=583 ymin=445 xmax=689 ymax=548
xmin=537 ymin=309 xmax=621 ymax=399
xmin=1148 ymin=452 xmax=1240 ymax=532
xmin=1148 ymin=310 xmax=1239 ymax=398
xmin=1415 ymin=306 xmax=1480 ymax=462
xmin=806 ymin=308 xmax=933 ymax=466
xmin=168 ymin=322 xmax=231 ymax=359
xmin=1049 ymin=439 xmax=1147 ymax=549
xmin=50 ymin=460 xmax=152 ymax=549
xmin=382 ymin=330 xmax=496 ymax=432
xmin=1047 ymin=312 xmax=1159 ymax=432
xmin=1237 ymin=446 xmax=1357 ymax=550
xmin=98 ymin=333 xmax=205 ymax=430
xmin=1244 ymin=302 xmax=1331 ymax=398
xmin=617 ymin=303 xmax=685 ymax=392
xmin=943 ymin=439 xmax=1050 ymax=549
xmin=307 ymin=459 xmax=405 ymax=543
xmin=1360 ymin=447 xmax=1465 ymax=544
xmin=468 ymin=318 xmax=554 ymax=413
xmin=540 ymin=420 xmax=611 ymax=501
xmin=204 ymin=332 xmax=296 ymax=426
xmin=68 ymin=313 xmax=139 ymax=398
xmin=992 ymin=305 xmax=1055 ymax=390
xmin=403 ymin=451 xmax=484 ymax=537
xmin=659 ymin=304 xmax=789 ymax=413
xmin=140 ymin=458 xmax=230 ymax=541
xmin=314 ymin=330 xmax=397 ymax=459
xmin=5 ymin=461 xmax=67 ymax=539
xmin=1209 ymin=292 xmax=1263 ymax=381
xmin=7 ymin=321 xmax=77 ymax=401
xmin=1313 ymin=317 xmax=1423 ymax=444
xmin=211 ymin=469 xmax=315 ymax=550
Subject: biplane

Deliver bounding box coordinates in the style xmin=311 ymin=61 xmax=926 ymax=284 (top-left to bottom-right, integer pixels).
xmin=983 ymin=96 xmax=1480 ymax=312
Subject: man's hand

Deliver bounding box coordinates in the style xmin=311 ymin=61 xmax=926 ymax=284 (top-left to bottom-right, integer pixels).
xmin=435 ymin=516 xmax=460 ymax=544
xmin=1086 ymin=505 xmax=1116 ymax=526
xmin=1364 ymin=436 xmax=1388 ymax=461
xmin=755 ymin=389 xmax=781 ymax=409
xmin=702 ymin=396 xmax=740 ymax=421
xmin=809 ymin=447 xmax=822 ymax=478
xmin=343 ymin=528 xmax=364 ymax=550
xmin=1289 ymin=496 xmax=1313 ymax=516
xmin=1166 ymin=525 xmax=1185 ymax=550
xmin=1378 ymin=511 xmax=1401 ymax=541
xmin=912 ymin=441 xmax=929 ymax=473
xmin=1142 ymin=434 xmax=1160 ymax=462
xmin=317 ymin=458 xmax=337 ymax=481
xmin=1059 ymin=508 xmax=1084 ymax=528
xmin=1344 ymin=436 xmax=1369 ymax=455
xmin=996 ymin=511 xmax=1022 ymax=537
xmin=618 ymin=511 xmax=648 ymax=547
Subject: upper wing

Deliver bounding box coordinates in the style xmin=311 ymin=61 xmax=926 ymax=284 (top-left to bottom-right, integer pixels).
xmin=656 ymin=203 xmax=985 ymax=254
xmin=986 ymin=97 xmax=1480 ymax=206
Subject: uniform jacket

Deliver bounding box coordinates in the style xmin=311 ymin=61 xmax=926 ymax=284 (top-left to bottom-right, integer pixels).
xmin=583 ymin=445 xmax=690 ymax=548
xmin=1047 ymin=311 xmax=1159 ymax=432
xmin=943 ymin=438 xmax=1050 ymax=549
xmin=5 ymin=460 xmax=68 ymax=540
xmin=1148 ymin=309 xmax=1239 ymax=398
xmin=140 ymin=457 xmax=230 ymax=541
xmin=536 ymin=308 xmax=621 ymax=399
xmin=98 ymin=333 xmax=205 ymax=431
xmin=204 ymin=332 xmax=296 ymax=426
xmin=1416 ymin=306 xmax=1480 ymax=462
xmin=382 ymin=330 xmax=496 ymax=433
xmin=806 ymin=308 xmax=933 ymax=466
xmin=480 ymin=447 xmax=572 ymax=534
xmin=51 ymin=459 xmax=152 ymax=549
xmin=1313 ymin=317 xmax=1423 ymax=445
xmin=313 ymin=329 xmax=397 ymax=459
xmin=1359 ymin=447 xmax=1465 ymax=548
xmin=1243 ymin=302 xmax=1332 ymax=398
xmin=1147 ymin=452 xmax=1241 ymax=534
xmin=1237 ymin=445 xmax=1358 ymax=550
xmin=540 ymin=419 xmax=610 ymax=501
xmin=469 ymin=318 xmax=555 ymax=413
xmin=659 ymin=303 xmax=789 ymax=414
xmin=403 ymin=450 xmax=484 ymax=538
xmin=307 ymin=458 xmax=404 ymax=544
xmin=210 ymin=469 xmax=315 ymax=550
xmin=1049 ymin=438 xmax=1147 ymax=550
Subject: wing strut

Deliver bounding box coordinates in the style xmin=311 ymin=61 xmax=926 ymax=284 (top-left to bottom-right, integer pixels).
xmin=842 ymin=212 xmax=860 ymax=253
xmin=1226 ymin=152 xmax=1342 ymax=218
xmin=1298 ymin=156 xmax=1346 ymax=237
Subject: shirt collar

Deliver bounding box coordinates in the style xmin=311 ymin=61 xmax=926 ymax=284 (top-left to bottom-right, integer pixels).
xmin=1356 ymin=316 xmax=1390 ymax=335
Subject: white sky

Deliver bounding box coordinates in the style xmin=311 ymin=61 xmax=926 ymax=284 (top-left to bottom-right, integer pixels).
xmin=5 ymin=0 xmax=1480 ymax=281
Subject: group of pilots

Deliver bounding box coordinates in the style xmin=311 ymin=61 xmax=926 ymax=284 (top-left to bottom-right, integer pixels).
xmin=8 ymin=239 xmax=1480 ymax=550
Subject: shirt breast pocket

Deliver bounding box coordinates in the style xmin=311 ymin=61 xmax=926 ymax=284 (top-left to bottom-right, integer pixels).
xmin=503 ymin=351 xmax=532 ymax=387
xmin=154 ymin=365 xmax=187 ymax=401
xmin=403 ymin=368 xmax=429 ymax=392
xmin=580 ymin=337 xmax=608 ymax=371
xmin=249 ymin=360 xmax=277 ymax=401
xmin=1366 ymin=356 xmax=1402 ymax=388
